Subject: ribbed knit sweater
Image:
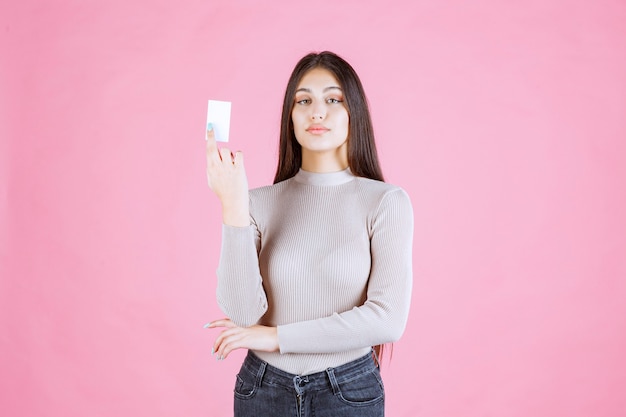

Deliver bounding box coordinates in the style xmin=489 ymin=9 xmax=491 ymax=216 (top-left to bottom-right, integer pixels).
xmin=216 ymin=168 xmax=414 ymax=375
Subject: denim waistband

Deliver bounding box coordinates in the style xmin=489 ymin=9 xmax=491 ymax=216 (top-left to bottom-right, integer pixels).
xmin=241 ymin=350 xmax=378 ymax=395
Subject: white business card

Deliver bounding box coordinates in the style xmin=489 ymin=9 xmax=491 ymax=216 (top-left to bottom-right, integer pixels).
xmin=206 ymin=100 xmax=231 ymax=142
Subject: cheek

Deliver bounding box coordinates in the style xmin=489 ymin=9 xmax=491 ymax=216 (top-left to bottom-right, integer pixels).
xmin=340 ymin=110 xmax=350 ymax=131
xmin=291 ymin=113 xmax=305 ymax=142
xmin=291 ymin=111 xmax=304 ymax=130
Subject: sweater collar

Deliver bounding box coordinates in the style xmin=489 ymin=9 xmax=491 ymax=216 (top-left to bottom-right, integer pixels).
xmin=293 ymin=168 xmax=355 ymax=186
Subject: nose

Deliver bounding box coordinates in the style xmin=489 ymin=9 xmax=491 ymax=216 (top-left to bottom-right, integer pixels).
xmin=310 ymin=101 xmax=325 ymax=120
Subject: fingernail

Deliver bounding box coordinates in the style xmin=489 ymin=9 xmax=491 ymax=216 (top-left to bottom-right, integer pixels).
xmin=207 ymin=122 xmax=213 ymax=131
xmin=203 ymin=322 xmax=212 ymax=329
xmin=211 ymin=348 xmax=215 ymax=355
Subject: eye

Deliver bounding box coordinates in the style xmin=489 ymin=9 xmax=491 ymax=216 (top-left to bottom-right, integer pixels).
xmin=295 ymin=98 xmax=311 ymax=105
xmin=327 ymin=98 xmax=343 ymax=104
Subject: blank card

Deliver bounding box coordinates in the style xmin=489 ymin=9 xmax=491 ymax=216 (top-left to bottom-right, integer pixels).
xmin=206 ymin=100 xmax=231 ymax=142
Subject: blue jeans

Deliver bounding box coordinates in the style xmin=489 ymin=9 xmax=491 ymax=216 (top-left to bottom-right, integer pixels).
xmin=234 ymin=350 xmax=385 ymax=417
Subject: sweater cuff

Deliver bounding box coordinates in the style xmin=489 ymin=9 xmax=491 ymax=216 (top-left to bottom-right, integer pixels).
xmin=221 ymin=223 xmax=256 ymax=241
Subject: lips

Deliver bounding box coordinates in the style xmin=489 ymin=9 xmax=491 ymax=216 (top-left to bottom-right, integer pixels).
xmin=306 ymin=125 xmax=330 ymax=134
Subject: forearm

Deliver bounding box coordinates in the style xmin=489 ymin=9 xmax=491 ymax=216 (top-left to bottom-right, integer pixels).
xmin=216 ymin=224 xmax=268 ymax=326
xmin=277 ymin=280 xmax=412 ymax=354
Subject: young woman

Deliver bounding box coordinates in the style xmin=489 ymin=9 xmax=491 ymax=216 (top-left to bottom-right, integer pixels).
xmin=205 ymin=51 xmax=413 ymax=417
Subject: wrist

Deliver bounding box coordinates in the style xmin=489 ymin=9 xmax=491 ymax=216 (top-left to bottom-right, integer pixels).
xmin=221 ymin=200 xmax=249 ymax=227
xmin=271 ymin=326 xmax=279 ymax=352
xmin=222 ymin=212 xmax=249 ymax=227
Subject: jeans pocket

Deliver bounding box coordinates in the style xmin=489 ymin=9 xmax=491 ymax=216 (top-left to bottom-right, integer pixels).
xmin=233 ymin=367 xmax=258 ymax=400
xmin=336 ymin=368 xmax=385 ymax=407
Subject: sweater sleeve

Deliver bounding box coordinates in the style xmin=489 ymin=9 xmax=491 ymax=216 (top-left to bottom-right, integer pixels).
xmin=277 ymin=188 xmax=414 ymax=353
xmin=215 ymin=215 xmax=268 ymax=327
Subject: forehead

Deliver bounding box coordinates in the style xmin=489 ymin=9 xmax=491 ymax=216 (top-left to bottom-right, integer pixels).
xmin=296 ymin=67 xmax=341 ymax=90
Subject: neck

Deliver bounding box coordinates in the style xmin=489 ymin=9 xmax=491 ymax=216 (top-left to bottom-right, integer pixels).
xmin=301 ymin=149 xmax=348 ymax=173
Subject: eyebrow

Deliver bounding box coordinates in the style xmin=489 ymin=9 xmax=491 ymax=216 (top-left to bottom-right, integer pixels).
xmin=295 ymin=86 xmax=343 ymax=93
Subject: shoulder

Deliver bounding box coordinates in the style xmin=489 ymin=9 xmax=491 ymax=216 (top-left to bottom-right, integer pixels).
xmin=353 ymin=177 xmax=412 ymax=206
xmin=250 ymin=177 xmax=293 ymax=198
xmin=351 ymin=178 xmax=413 ymax=232
xmin=352 ymin=180 xmax=413 ymax=239
xmin=248 ymin=178 xmax=294 ymax=213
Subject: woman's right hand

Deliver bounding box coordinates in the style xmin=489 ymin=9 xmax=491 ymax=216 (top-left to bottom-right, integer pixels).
xmin=206 ymin=125 xmax=250 ymax=227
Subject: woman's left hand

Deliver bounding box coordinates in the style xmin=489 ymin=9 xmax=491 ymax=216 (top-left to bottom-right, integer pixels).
xmin=205 ymin=319 xmax=279 ymax=360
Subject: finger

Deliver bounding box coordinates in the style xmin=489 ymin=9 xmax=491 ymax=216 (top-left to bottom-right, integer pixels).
xmin=233 ymin=150 xmax=244 ymax=166
xmin=206 ymin=124 xmax=222 ymax=163
xmin=211 ymin=324 xmax=239 ymax=353
xmin=214 ymin=329 xmax=245 ymax=359
xmin=218 ymin=147 xmax=233 ymax=163
xmin=205 ymin=319 xmax=235 ymax=329
xmin=213 ymin=326 xmax=239 ymax=347
xmin=220 ymin=332 xmax=248 ymax=359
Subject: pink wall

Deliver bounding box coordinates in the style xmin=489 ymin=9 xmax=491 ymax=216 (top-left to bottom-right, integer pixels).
xmin=2 ymin=1 xmax=625 ymax=416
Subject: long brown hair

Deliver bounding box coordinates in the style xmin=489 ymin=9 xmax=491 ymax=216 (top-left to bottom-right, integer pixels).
xmin=274 ymin=51 xmax=389 ymax=364
xmin=273 ymin=51 xmax=384 ymax=183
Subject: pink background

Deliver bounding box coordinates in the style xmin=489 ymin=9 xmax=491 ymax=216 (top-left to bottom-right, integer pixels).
xmin=2 ymin=1 xmax=625 ymax=416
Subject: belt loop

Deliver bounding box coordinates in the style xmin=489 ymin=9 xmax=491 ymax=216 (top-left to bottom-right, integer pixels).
xmin=325 ymin=368 xmax=340 ymax=395
xmin=371 ymin=348 xmax=381 ymax=368
xmin=256 ymin=360 xmax=267 ymax=388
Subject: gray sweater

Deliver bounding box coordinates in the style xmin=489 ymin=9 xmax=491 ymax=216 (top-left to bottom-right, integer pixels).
xmin=216 ymin=168 xmax=414 ymax=375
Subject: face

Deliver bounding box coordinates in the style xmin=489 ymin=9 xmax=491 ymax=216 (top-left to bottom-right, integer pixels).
xmin=291 ymin=68 xmax=350 ymax=166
